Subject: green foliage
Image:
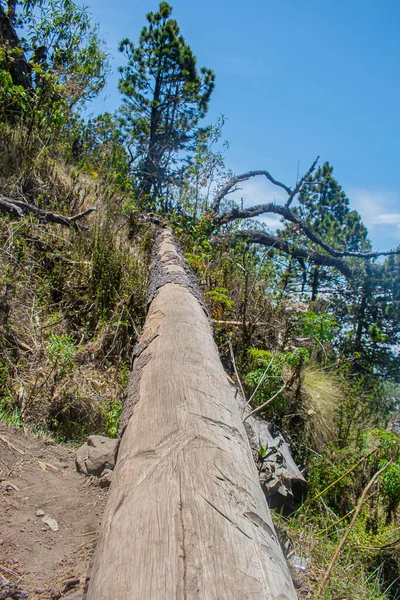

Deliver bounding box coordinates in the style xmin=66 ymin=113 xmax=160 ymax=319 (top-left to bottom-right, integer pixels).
xmin=0 ymin=54 xmax=30 ymax=119
xmin=245 ymin=347 xmax=307 ymax=416
xmin=0 ymin=0 xmax=110 ymax=194
xmin=0 ymin=361 xmax=22 ymax=426
xmin=178 ymin=115 xmax=230 ymax=218
xmin=90 ymin=222 xmax=125 ymax=322
xmin=47 ymin=332 xmax=76 ymax=376
xmin=299 ymin=310 xmax=339 ymax=344
xmin=17 ymin=0 xmax=109 ymax=107
xmin=75 ymin=113 xmax=131 ymax=187
xmin=308 ymin=428 xmax=400 ymax=524
xmin=205 ymin=286 xmax=232 ymax=317
xmin=102 ymin=398 xmax=122 ymax=439
xmin=307 ymin=443 xmax=361 ymax=514
xmin=294 ymin=162 xmax=370 ymax=255
xmin=380 ymin=462 xmax=400 ymax=510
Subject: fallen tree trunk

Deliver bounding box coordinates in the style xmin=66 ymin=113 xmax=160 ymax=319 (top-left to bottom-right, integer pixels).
xmin=86 ymin=227 xmax=297 ymax=599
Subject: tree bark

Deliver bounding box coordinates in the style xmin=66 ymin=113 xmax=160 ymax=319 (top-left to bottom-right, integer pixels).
xmin=86 ymin=227 xmax=296 ymax=600
xmin=0 ymin=196 xmax=95 ymax=228
xmin=310 ymin=266 xmax=319 ymax=302
xmin=0 ymin=5 xmax=33 ymax=91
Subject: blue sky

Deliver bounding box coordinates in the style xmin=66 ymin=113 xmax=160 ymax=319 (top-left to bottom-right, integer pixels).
xmin=87 ymin=0 xmax=400 ymax=251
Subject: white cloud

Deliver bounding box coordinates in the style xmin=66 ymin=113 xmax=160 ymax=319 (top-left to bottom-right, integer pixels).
xmin=374 ymin=213 xmax=400 ymax=227
xmin=346 ymin=188 xmax=400 ymax=249
xmin=347 ymin=188 xmax=400 ymax=229
xmin=258 ymin=215 xmax=282 ymax=230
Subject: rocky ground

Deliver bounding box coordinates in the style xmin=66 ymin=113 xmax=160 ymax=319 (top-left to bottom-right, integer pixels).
xmin=0 ymin=423 xmax=108 ymax=600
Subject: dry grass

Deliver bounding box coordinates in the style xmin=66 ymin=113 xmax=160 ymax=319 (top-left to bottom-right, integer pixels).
xmin=274 ymin=512 xmax=393 ymax=599
xmin=0 ymin=143 xmax=150 ymax=441
xmin=301 ymin=366 xmax=342 ymax=451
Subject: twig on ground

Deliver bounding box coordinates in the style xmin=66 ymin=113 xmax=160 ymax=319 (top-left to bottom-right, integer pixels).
xmin=0 ymin=435 xmax=25 ymax=455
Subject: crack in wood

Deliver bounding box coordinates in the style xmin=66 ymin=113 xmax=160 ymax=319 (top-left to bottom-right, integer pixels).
xmin=198 ymin=493 xmax=252 ymax=540
xmin=244 ymin=511 xmax=278 ymax=545
xmin=120 ymin=351 xmax=153 ymax=434
xmin=130 ymin=332 xmax=159 ymax=365
xmin=179 ymin=474 xmax=187 ymax=600
xmin=213 ymin=464 xmax=252 ymax=500
xmin=199 ymin=415 xmax=241 ymax=437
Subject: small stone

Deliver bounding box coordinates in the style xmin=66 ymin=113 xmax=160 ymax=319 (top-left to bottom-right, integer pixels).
xmin=98 ymin=469 xmax=113 ymax=488
xmin=76 ymin=435 xmax=119 ymax=477
xmin=36 ymin=509 xmax=45 ymax=517
xmin=42 ymin=515 xmax=59 ymax=531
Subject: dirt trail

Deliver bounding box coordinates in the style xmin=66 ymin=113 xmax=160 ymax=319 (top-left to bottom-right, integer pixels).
xmin=0 ymin=423 xmax=107 ymax=599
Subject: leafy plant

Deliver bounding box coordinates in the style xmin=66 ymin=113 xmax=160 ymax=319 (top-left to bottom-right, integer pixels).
xmin=102 ymin=398 xmax=122 ymax=439
xmin=47 ymin=332 xmax=76 ymax=376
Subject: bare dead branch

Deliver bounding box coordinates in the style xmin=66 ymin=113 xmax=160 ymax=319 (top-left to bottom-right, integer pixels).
xmin=211 ymin=158 xmax=400 ymax=262
xmin=218 ymin=230 xmax=353 ymax=278
xmin=212 ymin=170 xmax=292 ymax=214
xmin=285 ymin=156 xmax=319 ymax=208
xmin=0 ymin=196 xmax=95 ymax=229
xmin=228 ymin=337 xmax=247 ymax=406
xmin=212 ymin=158 xmax=320 ymax=215
xmin=0 ymin=197 xmax=23 ymax=217
xmin=243 ymin=380 xmax=291 ymax=423
xmin=215 ymin=203 xmax=400 ymax=260
xmin=70 ymin=207 xmax=96 ymax=222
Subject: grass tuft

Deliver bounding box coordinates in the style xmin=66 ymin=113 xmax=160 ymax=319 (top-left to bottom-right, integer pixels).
xmin=301 ymin=366 xmax=342 ymax=451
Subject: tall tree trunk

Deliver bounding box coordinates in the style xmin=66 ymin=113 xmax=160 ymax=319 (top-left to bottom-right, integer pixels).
xmin=354 ymin=285 xmax=368 ymax=351
xmin=139 ymin=71 xmax=162 ymax=200
xmin=0 ymin=5 xmax=33 ymax=91
xmin=310 ymin=266 xmax=319 ymax=301
xmin=86 ymin=228 xmax=296 ymax=600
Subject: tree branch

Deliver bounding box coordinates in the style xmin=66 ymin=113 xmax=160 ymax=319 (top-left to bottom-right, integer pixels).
xmin=0 ymin=197 xmax=95 ymax=229
xmin=285 ymin=156 xmax=319 ymax=208
xmin=212 ymin=170 xmax=292 ymax=214
xmin=215 ymin=203 xmax=400 ymax=260
xmin=218 ymin=230 xmax=354 ymax=278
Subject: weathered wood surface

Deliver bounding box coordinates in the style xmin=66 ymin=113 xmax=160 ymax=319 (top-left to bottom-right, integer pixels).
xmin=86 ymin=228 xmax=297 ymax=600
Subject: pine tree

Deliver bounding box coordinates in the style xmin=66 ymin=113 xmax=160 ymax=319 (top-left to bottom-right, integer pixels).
xmin=281 ymin=162 xmax=400 ymax=377
xmin=118 ymin=2 xmax=215 ymax=210
xmin=285 ymin=162 xmax=370 ymax=299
